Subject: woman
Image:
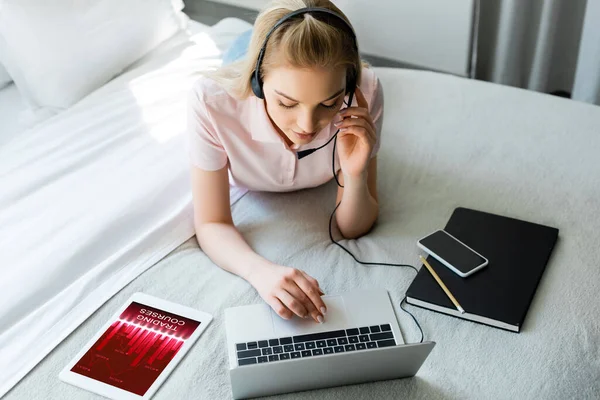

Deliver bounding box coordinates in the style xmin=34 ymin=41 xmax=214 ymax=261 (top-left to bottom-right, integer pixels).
xmin=187 ymin=0 xmax=383 ymax=325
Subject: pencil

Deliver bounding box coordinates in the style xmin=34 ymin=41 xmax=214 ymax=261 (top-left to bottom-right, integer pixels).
xmin=419 ymin=255 xmax=465 ymax=314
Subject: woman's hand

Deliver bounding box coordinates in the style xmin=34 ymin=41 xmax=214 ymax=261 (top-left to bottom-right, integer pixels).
xmin=334 ymin=86 xmax=376 ymax=179
xmin=247 ymin=262 xmax=327 ymax=323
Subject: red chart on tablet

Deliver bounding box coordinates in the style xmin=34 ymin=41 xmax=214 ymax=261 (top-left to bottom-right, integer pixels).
xmin=71 ymin=301 xmax=201 ymax=396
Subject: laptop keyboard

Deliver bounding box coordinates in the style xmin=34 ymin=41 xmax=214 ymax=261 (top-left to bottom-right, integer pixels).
xmin=235 ymin=324 xmax=395 ymax=367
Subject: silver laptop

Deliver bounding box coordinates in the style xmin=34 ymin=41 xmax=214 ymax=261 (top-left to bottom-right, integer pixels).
xmin=224 ymin=288 xmax=435 ymax=399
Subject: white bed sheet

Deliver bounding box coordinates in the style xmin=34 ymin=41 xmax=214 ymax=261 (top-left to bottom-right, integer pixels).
xmin=0 ymin=18 xmax=252 ymax=397
xmin=0 ymin=82 xmax=27 ymax=147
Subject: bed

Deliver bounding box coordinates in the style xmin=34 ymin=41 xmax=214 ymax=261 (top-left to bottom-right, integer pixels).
xmin=0 ymin=17 xmax=250 ymax=397
xmin=3 ymin=15 xmax=600 ymax=400
xmin=0 ymin=83 xmax=26 ymax=146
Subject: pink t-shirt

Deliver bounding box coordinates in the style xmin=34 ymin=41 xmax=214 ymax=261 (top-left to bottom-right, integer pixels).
xmin=186 ymin=67 xmax=383 ymax=192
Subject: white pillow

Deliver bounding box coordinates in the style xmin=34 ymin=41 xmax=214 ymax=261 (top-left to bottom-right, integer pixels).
xmin=0 ymin=0 xmax=188 ymax=126
xmin=0 ymin=63 xmax=11 ymax=89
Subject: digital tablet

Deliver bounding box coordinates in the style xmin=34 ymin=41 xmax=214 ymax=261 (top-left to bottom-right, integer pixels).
xmin=59 ymin=293 xmax=212 ymax=399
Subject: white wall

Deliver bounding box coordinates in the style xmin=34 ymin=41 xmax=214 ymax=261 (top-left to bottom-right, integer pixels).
xmin=335 ymin=0 xmax=475 ymax=76
xmin=572 ymin=0 xmax=600 ymax=105
xmin=209 ymin=0 xmax=475 ymax=76
xmin=211 ymin=0 xmax=266 ymax=10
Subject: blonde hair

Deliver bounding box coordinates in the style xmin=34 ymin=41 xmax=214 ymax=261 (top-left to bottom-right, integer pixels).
xmin=205 ymin=0 xmax=367 ymax=99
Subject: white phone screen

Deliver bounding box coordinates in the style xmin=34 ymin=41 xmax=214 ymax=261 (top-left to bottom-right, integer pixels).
xmin=419 ymin=230 xmax=486 ymax=274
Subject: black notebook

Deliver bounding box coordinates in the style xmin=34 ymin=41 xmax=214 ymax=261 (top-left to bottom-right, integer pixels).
xmin=406 ymin=207 xmax=559 ymax=333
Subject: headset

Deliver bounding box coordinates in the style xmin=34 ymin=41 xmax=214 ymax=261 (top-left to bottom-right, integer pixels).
xmin=251 ymin=7 xmax=425 ymax=343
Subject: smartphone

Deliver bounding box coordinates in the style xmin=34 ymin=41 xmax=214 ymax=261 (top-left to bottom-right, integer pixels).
xmin=417 ymin=230 xmax=488 ymax=277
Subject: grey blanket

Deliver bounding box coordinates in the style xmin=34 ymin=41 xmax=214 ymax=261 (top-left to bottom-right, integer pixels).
xmin=6 ymin=68 xmax=600 ymax=400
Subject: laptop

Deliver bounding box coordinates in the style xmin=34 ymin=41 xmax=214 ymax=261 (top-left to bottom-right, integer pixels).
xmin=224 ymin=288 xmax=435 ymax=399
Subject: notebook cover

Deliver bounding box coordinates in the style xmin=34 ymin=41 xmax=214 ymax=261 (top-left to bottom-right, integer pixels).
xmin=406 ymin=207 xmax=559 ymax=332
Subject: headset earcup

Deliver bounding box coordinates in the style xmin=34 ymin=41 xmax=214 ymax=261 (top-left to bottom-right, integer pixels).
xmin=251 ymin=72 xmax=264 ymax=99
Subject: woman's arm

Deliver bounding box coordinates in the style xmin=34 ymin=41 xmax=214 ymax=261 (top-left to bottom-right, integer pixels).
xmin=333 ymin=84 xmax=381 ymax=239
xmin=190 ymin=165 xmax=327 ymax=323
xmin=334 ymin=157 xmax=378 ymax=239
xmin=191 ymin=164 xmax=262 ymax=278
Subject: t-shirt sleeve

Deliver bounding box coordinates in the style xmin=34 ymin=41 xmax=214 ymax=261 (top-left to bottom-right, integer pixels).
xmin=369 ymin=74 xmax=384 ymax=159
xmin=186 ymin=83 xmax=228 ymax=171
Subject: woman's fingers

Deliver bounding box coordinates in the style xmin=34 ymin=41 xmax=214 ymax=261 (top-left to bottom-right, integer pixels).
xmin=283 ymin=282 xmax=322 ymax=323
xmin=276 ymin=289 xmax=309 ymax=319
xmin=283 ymin=269 xmax=325 ymax=323
xmin=301 ymin=271 xmax=324 ymax=296
xmin=338 ymin=106 xmax=371 ymax=121
xmin=294 ymin=274 xmax=327 ymax=321
xmin=267 ymin=296 xmax=293 ymax=320
xmin=268 ymin=268 xmax=326 ymax=323
xmin=338 ymin=123 xmax=376 ymax=146
xmin=335 ymin=112 xmax=376 ymax=138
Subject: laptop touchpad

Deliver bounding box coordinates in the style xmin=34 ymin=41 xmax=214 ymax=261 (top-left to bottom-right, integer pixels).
xmin=271 ymin=295 xmax=348 ymax=336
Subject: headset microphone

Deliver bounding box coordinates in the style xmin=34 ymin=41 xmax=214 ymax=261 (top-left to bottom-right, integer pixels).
xmin=297 ymin=148 xmax=317 ymax=159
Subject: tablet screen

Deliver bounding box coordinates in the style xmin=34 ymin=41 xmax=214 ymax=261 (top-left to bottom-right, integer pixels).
xmin=70 ymin=301 xmax=201 ymax=396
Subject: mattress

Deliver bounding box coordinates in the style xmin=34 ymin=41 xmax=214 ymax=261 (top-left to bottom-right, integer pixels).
xmin=6 ymin=67 xmax=600 ymax=399
xmin=0 ymin=18 xmax=252 ymax=397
